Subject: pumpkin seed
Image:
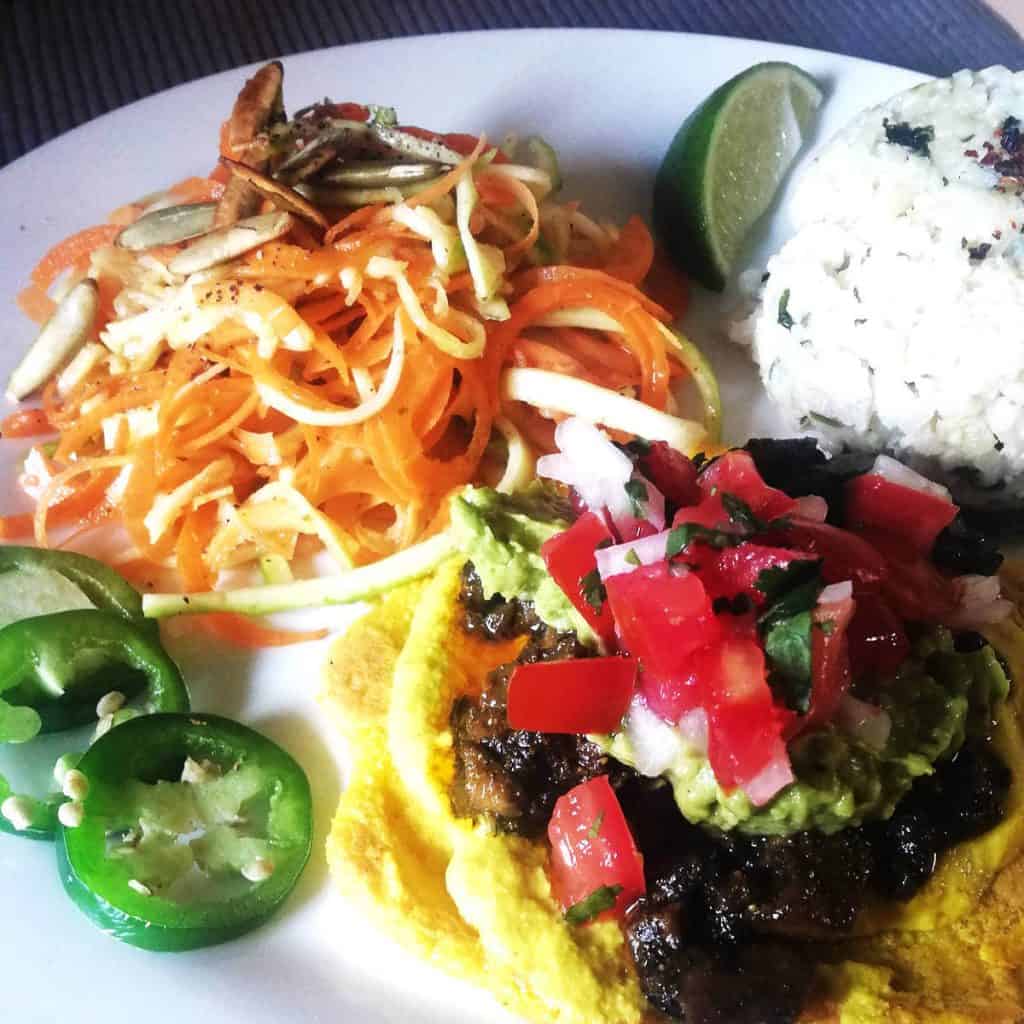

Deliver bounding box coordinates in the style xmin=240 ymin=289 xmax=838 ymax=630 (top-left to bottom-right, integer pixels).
xmin=116 ymin=202 xmax=217 ymax=250
xmin=8 ymin=279 xmax=99 ymax=401
xmin=168 ymin=211 xmax=293 ymax=276
xmin=215 ymin=61 xmax=285 ymax=227
xmin=370 ymin=125 xmax=464 ymax=165
xmin=220 ymin=158 xmax=328 ymax=229
xmin=294 ymin=181 xmax=432 ymax=207
xmin=318 ymin=161 xmax=446 ymax=187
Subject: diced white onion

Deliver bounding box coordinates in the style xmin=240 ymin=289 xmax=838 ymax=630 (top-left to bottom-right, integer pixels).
xmin=623 ymin=696 xmax=687 ymax=778
xmin=596 ymin=530 xmax=673 ymax=580
xmin=948 ymin=574 xmax=1013 ymax=627
xmin=836 ymin=695 xmax=892 ymax=752
xmin=740 ymin=752 xmax=795 ymax=807
xmin=792 ymin=494 xmax=828 ymax=522
xmin=871 ymin=454 xmax=951 ymax=501
xmin=536 ymin=417 xmax=633 ymax=510
xmin=819 ymin=581 xmax=853 ymax=604
xmin=676 ymin=708 xmax=709 ymax=755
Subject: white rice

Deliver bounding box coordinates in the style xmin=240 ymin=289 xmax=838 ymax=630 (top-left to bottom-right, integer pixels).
xmin=734 ymin=67 xmax=1024 ymax=495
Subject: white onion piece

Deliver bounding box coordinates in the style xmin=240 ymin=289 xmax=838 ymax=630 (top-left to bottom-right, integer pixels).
xmin=604 ymin=472 xmax=667 ymax=539
xmin=740 ymin=752 xmax=795 ymax=807
xmin=836 ymin=695 xmax=892 ymax=752
xmin=536 ymin=417 xmax=633 ymax=511
xmin=871 ymin=454 xmax=951 ymax=501
xmin=676 ymin=708 xmax=709 ymax=755
xmin=792 ymin=494 xmax=828 ymax=522
xmin=819 ymin=581 xmax=853 ymax=604
xmin=596 ymin=530 xmax=673 ymax=580
xmin=623 ymin=697 xmax=687 ymax=777
xmin=947 ymin=574 xmax=1013 ymax=628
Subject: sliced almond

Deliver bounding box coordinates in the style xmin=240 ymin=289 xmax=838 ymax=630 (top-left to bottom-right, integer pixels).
xmin=8 ymin=279 xmax=99 ymax=401
xmin=168 ymin=211 xmax=294 ymax=276
xmin=220 ymin=157 xmax=328 ymax=230
xmin=215 ymin=61 xmax=286 ymax=227
xmin=116 ymin=202 xmax=217 ymax=251
xmin=319 ymin=161 xmax=447 ymax=187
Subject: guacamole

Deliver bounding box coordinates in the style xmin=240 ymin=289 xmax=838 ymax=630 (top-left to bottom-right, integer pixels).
xmin=450 ymin=484 xmax=598 ymax=646
xmin=607 ymin=634 xmax=1008 ymax=835
xmin=449 ymin=485 xmax=1010 ymax=836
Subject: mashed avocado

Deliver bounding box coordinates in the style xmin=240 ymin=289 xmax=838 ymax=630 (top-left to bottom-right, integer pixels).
xmin=450 ymin=484 xmax=598 ymax=646
xmin=609 ymin=632 xmax=1008 ymax=835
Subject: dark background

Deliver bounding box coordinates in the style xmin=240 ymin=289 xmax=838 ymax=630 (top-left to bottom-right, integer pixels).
xmin=2 ymin=0 xmax=1022 ymax=168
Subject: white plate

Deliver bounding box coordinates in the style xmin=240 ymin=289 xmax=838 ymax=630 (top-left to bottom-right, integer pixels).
xmin=0 ymin=28 xmax=926 ymax=1024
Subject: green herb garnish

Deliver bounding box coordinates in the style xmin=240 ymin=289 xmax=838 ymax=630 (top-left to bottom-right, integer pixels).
xmin=587 ymin=811 xmax=605 ymax=839
xmin=580 ymin=569 xmax=607 ymax=614
xmin=624 ymin=549 xmax=642 ymax=567
xmin=624 ymin=479 xmax=649 ymax=518
xmin=883 ymin=118 xmax=934 ymax=157
xmin=565 ymin=884 xmax=622 ymax=925
xmin=778 ymin=288 xmax=795 ymax=330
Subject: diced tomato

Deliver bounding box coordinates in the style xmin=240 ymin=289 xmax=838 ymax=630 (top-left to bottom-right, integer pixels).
xmin=641 ymin=661 xmax=704 ymax=722
xmin=605 ymin=563 xmax=720 ymax=678
xmin=637 ymin=442 xmax=701 ymax=510
xmin=846 ymin=595 xmax=910 ymax=679
xmin=702 ymin=616 xmax=793 ymax=793
xmin=855 ymin=527 xmax=961 ymax=624
xmin=508 ymin=657 xmax=637 ymax=734
xmin=672 ymin=493 xmax=731 ymax=532
xmin=547 ymin=776 xmax=645 ymax=921
xmin=327 ymin=102 xmax=370 ymax=121
xmin=697 ymin=451 xmax=796 ymax=521
xmin=541 ymin=512 xmax=618 ymax=647
xmin=772 ymin=518 xmax=888 ymax=591
xmin=791 ymin=593 xmax=856 ymax=736
xmin=845 ymin=474 xmax=957 ymax=555
xmin=696 ymin=543 xmax=818 ymax=605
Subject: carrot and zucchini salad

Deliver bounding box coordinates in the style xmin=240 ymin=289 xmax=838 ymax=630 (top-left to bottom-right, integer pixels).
xmin=6 ymin=62 xmax=717 ymax=638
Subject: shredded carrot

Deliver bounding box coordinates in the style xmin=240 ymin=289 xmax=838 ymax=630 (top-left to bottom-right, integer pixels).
xmin=11 ymin=94 xmax=706 ymax=646
xmin=16 ymin=284 xmax=56 ymax=324
xmin=1 ymin=408 xmax=54 ymax=438
xmin=30 ymin=224 xmax=121 ymax=293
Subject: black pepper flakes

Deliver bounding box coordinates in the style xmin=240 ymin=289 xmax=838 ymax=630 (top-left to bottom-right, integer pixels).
xmin=967 ymin=242 xmax=992 ymax=262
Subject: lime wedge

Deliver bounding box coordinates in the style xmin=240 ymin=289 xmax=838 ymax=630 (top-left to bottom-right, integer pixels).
xmin=654 ymin=62 xmax=823 ymax=291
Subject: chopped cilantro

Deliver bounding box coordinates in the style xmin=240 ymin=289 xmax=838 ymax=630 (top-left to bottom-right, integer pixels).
xmin=367 ymin=104 xmax=398 ymax=127
xmin=883 ymin=118 xmax=934 ymax=157
xmin=624 ymin=479 xmax=649 ymax=518
xmin=808 ymin=411 xmax=847 ymax=430
xmin=777 ymin=288 xmax=795 ymax=330
xmin=758 ymin=576 xmax=823 ymax=714
xmin=621 ymin=437 xmax=652 ymax=459
xmin=721 ymin=493 xmax=760 ymax=531
xmin=754 ymin=559 xmax=821 ymax=604
xmin=565 ymin=884 xmax=622 ymax=925
xmin=763 ymin=610 xmax=815 ymax=713
xmin=624 ymin=548 xmax=642 ymax=567
xmin=666 ymin=522 xmax=735 ymax=557
xmin=818 ymin=619 xmax=835 ymax=636
xmin=580 ymin=569 xmax=607 ymax=614
xmin=587 ymin=811 xmax=605 ymax=839
xmin=713 ymin=594 xmax=753 ymax=616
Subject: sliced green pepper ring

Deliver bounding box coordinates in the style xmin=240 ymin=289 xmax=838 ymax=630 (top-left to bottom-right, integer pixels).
xmin=57 ymin=712 xmax=313 ymax=951
xmin=0 ymin=546 xmax=149 ymax=626
xmin=0 ymin=609 xmax=189 ymax=741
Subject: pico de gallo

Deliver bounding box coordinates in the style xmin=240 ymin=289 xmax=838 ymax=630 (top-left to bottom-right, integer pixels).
xmin=448 ymin=425 xmax=1013 ymax=1022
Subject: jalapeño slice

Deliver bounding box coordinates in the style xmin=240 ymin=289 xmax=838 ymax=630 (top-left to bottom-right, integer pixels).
xmin=57 ymin=713 xmax=313 ymax=951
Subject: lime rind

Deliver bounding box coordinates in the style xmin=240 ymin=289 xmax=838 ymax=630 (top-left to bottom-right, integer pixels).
xmin=654 ymin=62 xmax=823 ymax=291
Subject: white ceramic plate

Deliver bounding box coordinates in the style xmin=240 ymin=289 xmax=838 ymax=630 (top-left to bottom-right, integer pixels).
xmin=0 ymin=28 xmax=926 ymax=1024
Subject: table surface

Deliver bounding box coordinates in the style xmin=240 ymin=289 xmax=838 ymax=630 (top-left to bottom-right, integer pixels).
xmin=1 ymin=0 xmax=1022 ymax=169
